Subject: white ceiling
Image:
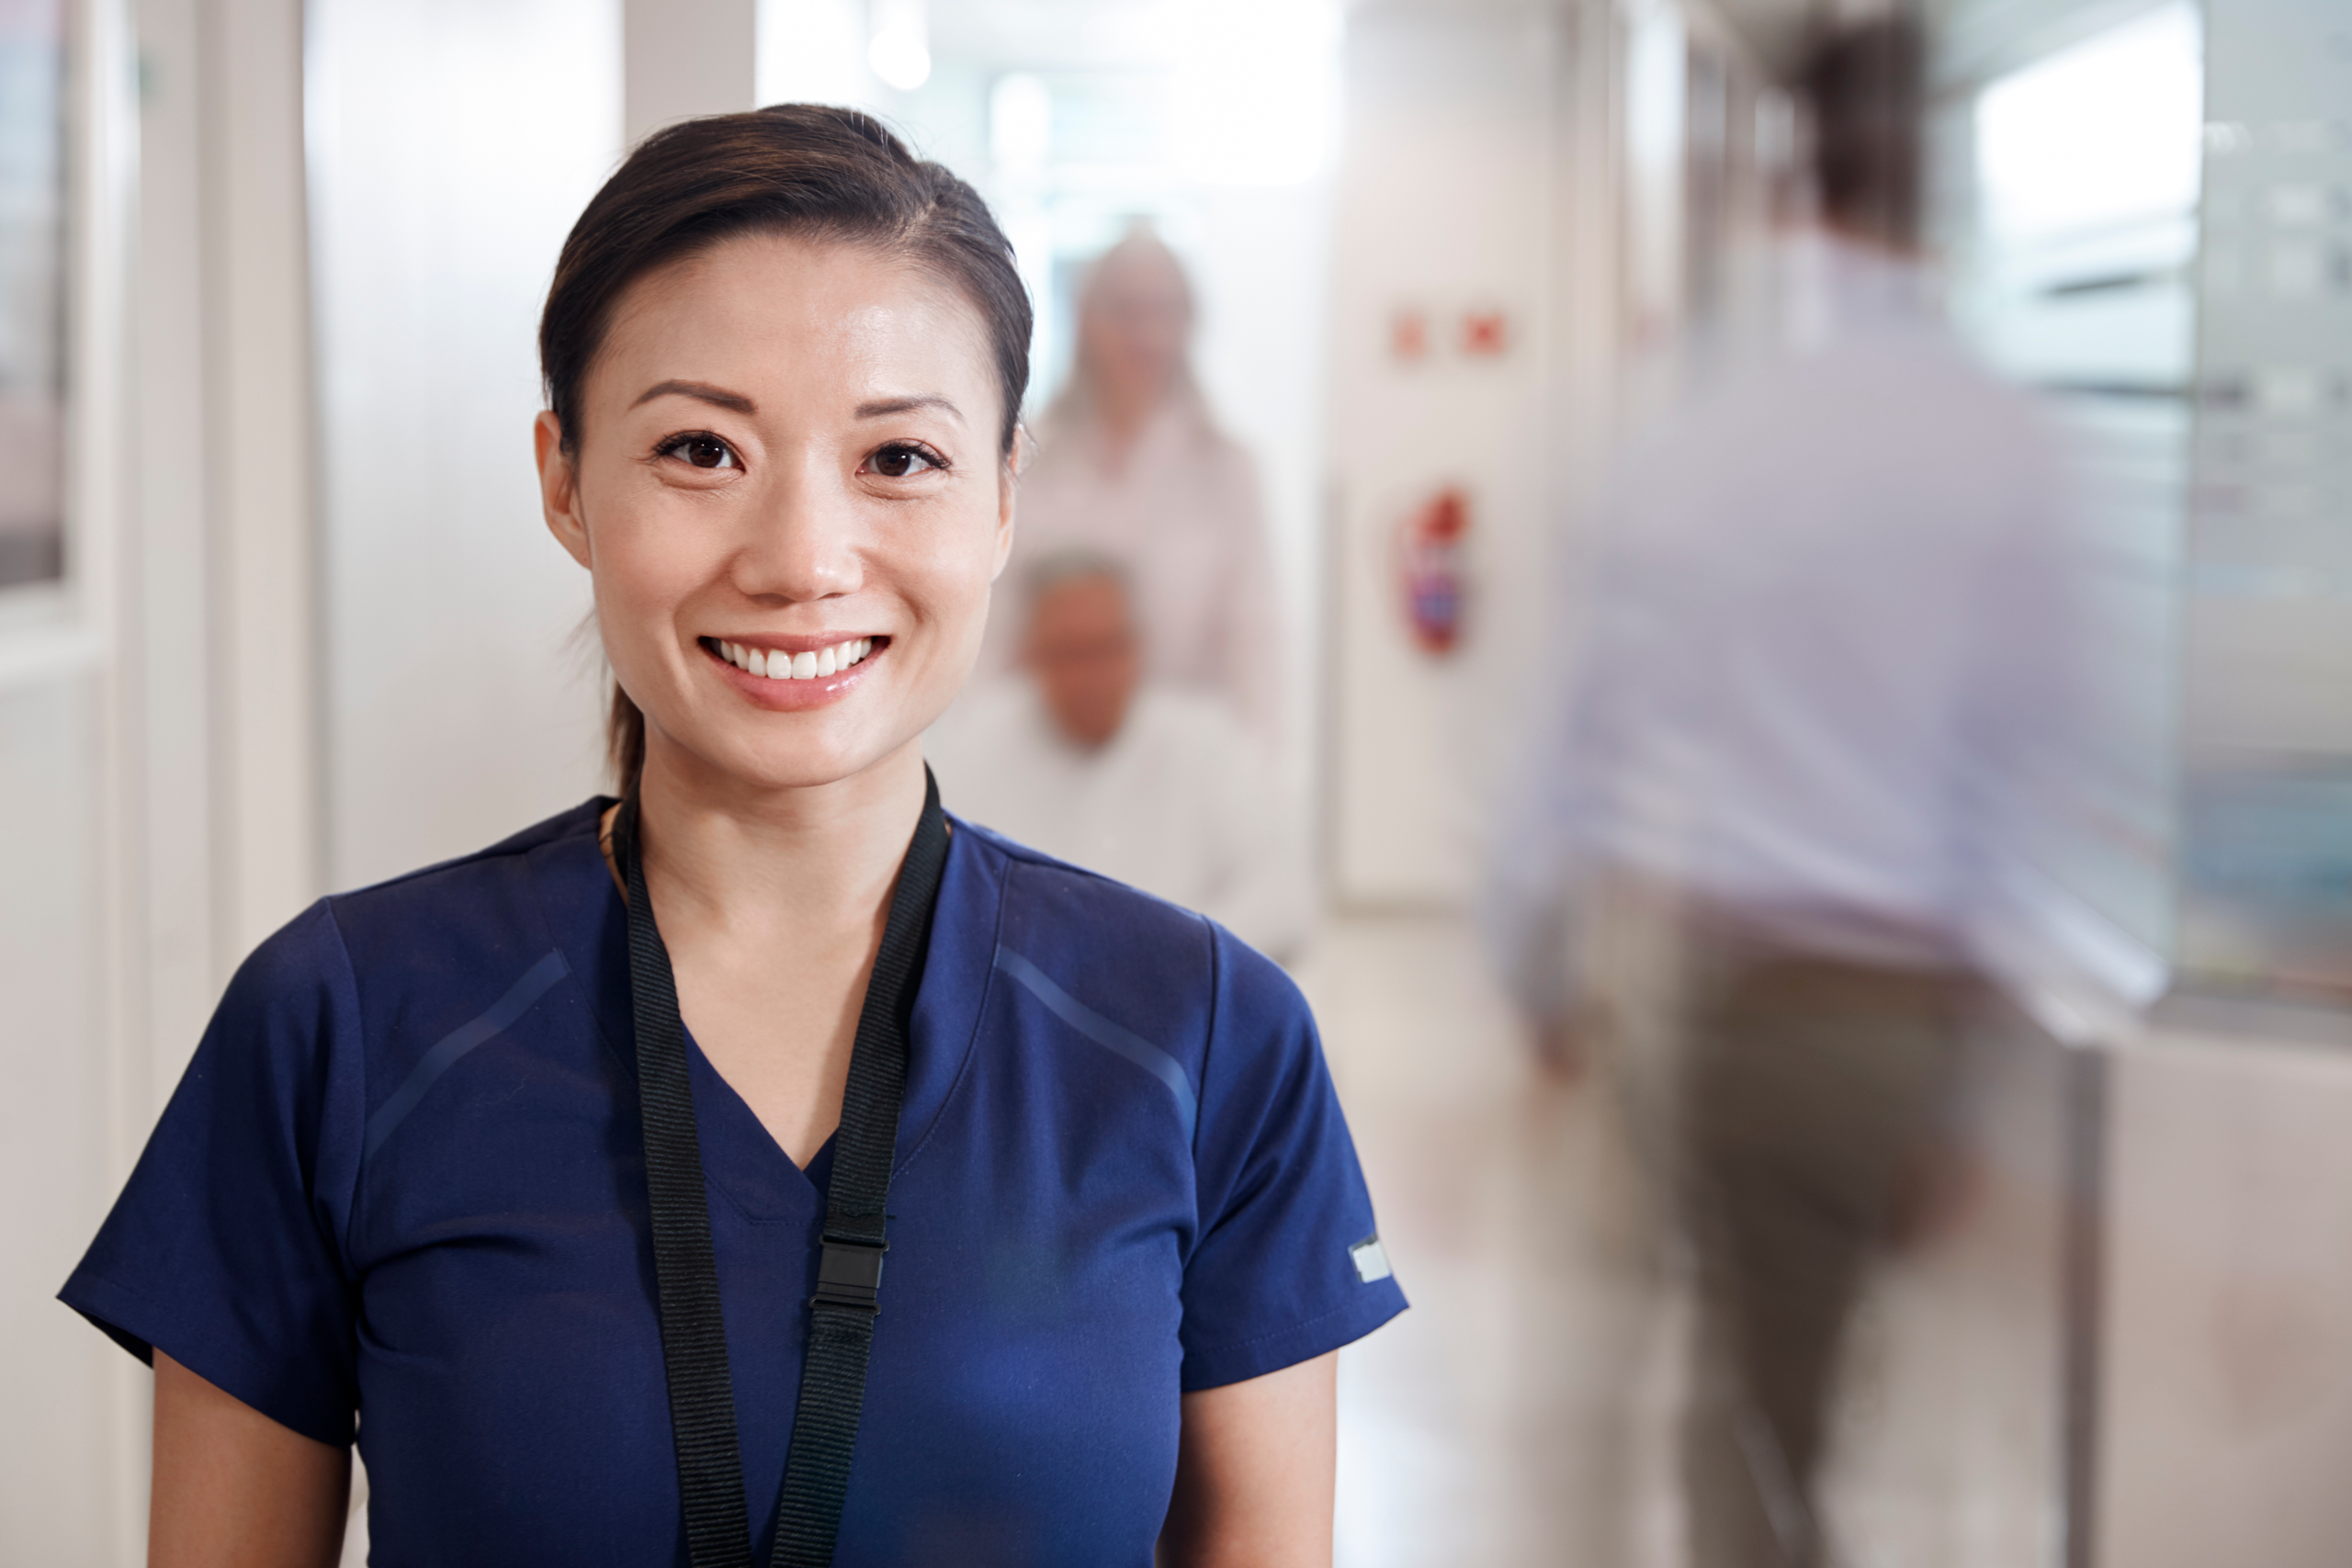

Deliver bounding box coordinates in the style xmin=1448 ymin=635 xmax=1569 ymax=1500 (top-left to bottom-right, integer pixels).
xmin=922 ymin=0 xmax=1893 ymax=84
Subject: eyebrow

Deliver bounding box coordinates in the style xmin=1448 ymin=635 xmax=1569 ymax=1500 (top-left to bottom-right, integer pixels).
xmin=631 ymin=379 xmax=756 ymax=414
xmin=856 ymin=394 xmax=965 ymax=424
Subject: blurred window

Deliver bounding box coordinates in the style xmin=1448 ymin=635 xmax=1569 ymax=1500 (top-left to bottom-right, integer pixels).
xmin=1944 ymin=2 xmax=2206 ymax=1001
xmin=0 ymin=0 xmax=67 ymax=592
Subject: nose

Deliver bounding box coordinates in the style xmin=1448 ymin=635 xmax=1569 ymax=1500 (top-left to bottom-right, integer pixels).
xmin=729 ymin=449 xmax=865 ymax=605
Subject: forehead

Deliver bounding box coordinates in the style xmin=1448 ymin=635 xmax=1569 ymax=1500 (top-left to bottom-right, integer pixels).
xmin=1031 ymin=572 xmax=1131 ymax=626
xmin=594 ymin=231 xmax=999 ymax=412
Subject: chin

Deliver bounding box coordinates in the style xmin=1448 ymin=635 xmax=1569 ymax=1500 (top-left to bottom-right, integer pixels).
xmin=657 ymin=711 xmax=915 ymax=797
xmin=741 ymin=736 xmax=912 ymax=793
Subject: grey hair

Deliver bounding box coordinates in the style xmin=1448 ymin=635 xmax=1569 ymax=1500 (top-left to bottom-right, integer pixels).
xmin=1035 ymin=225 xmax=1214 ymax=446
xmin=1023 ymin=547 xmax=1133 ymax=616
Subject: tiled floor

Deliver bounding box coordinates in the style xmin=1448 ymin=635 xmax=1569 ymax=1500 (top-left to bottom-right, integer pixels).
xmin=1302 ymin=912 xmax=2068 ymax=1568
xmin=1302 ymin=913 xmax=1688 ymax=1568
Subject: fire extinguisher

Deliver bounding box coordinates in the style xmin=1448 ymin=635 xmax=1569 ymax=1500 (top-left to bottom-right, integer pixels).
xmin=1396 ymin=486 xmax=1469 ymax=655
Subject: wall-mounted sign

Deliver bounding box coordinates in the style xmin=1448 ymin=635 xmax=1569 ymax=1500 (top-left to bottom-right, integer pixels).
xmin=1389 ymin=306 xmax=1430 ymax=363
xmin=1459 ymin=308 xmax=1508 ymax=356
xmin=1384 ymin=302 xmax=1513 ymax=366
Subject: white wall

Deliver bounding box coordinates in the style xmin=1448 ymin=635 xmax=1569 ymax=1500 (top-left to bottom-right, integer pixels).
xmin=2100 ymin=1030 xmax=2352 ymax=1566
xmin=0 ymin=676 xmax=120 ymax=1562
xmin=1324 ymin=1 xmax=1569 ymax=905
xmin=0 ymin=0 xmax=323 ymax=1557
xmin=1182 ymin=184 xmax=1334 ymax=778
xmin=308 ymin=0 xmax=623 ymax=889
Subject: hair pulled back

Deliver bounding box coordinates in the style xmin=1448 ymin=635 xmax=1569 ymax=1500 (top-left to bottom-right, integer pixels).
xmin=537 ymin=104 xmax=1033 ymax=792
xmin=1798 ymin=15 xmax=1925 ymax=252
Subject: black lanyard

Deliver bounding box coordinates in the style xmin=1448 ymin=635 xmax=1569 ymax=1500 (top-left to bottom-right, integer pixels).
xmin=618 ymin=769 xmax=948 ymax=1568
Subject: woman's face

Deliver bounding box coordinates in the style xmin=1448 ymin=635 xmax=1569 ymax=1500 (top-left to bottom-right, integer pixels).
xmin=537 ymin=232 xmax=1013 ymax=796
xmin=1078 ymin=249 xmax=1190 ymax=412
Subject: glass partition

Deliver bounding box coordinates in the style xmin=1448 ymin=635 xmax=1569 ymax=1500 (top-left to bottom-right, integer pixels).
xmin=1947 ymin=1 xmax=2206 ymax=1012
xmin=2177 ymin=0 xmax=2352 ymax=997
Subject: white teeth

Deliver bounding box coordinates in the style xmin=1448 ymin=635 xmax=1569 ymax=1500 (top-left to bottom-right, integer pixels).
xmin=722 ymin=637 xmax=878 ymax=680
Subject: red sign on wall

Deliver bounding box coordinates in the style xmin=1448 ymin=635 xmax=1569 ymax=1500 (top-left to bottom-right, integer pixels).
xmin=1389 ymin=306 xmax=1430 ymax=363
xmin=1459 ymin=309 xmax=1508 ymax=357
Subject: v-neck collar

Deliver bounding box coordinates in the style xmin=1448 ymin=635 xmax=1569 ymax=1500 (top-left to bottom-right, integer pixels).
xmin=525 ymin=799 xmax=1000 ymax=1221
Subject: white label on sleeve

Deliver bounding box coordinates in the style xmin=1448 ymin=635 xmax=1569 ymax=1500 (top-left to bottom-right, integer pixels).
xmin=1350 ymin=1235 xmax=1392 ymax=1284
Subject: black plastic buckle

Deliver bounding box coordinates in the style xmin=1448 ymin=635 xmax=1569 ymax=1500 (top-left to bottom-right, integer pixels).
xmin=811 ymin=1233 xmax=888 ymax=1314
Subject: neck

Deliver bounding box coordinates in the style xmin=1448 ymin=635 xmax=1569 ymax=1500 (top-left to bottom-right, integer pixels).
xmin=1093 ymin=382 xmax=1164 ymax=458
xmin=630 ymin=732 xmax=929 ymax=942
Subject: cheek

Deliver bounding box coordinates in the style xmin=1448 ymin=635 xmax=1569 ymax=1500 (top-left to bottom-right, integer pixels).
xmin=598 ymin=532 xmax=692 ymax=616
xmin=587 ymin=505 xmax=717 ymax=657
xmin=900 ymin=495 xmax=1009 ymax=620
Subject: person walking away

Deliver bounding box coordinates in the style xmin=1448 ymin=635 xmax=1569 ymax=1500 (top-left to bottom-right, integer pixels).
xmin=1486 ymin=17 xmax=2085 ymax=1565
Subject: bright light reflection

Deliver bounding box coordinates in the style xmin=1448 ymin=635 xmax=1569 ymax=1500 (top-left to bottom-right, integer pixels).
xmin=1169 ymin=0 xmax=1340 ymax=187
xmin=989 ymin=73 xmax=1052 ymax=176
xmin=867 ymin=0 xmax=931 ymax=92
xmin=1977 ymin=1 xmax=2203 ymax=241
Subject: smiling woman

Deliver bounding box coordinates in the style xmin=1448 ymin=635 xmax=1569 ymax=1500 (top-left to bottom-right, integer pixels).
xmin=60 ymin=106 xmax=1402 ymax=1568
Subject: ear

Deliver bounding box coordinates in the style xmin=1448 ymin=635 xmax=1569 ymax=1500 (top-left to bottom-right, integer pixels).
xmin=537 ymin=410 xmax=593 ymax=570
xmin=989 ymin=436 xmax=1024 ymax=584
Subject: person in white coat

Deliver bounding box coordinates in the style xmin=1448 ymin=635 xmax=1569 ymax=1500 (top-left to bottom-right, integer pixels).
xmin=938 ymin=551 xmax=1309 ymax=961
xmin=983 ymin=230 xmax=1281 ymax=740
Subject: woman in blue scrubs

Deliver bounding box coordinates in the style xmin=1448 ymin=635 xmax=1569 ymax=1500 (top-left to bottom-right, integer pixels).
xmin=62 ymin=107 xmax=1404 ymax=1566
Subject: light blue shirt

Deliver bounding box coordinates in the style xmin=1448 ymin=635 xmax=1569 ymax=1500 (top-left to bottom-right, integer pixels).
xmin=1489 ymin=236 xmax=2084 ymax=1019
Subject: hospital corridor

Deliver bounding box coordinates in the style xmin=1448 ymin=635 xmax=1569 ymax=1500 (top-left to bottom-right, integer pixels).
xmin=7 ymin=0 xmax=2352 ymax=1563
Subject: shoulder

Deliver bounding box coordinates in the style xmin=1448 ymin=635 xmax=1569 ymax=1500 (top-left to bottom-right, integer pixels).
xmin=1136 ymin=686 xmax=1249 ymax=744
xmin=229 ymin=800 xmax=605 ymax=1016
xmin=1124 ymin=690 xmax=1262 ymax=776
xmin=956 ymin=817 xmax=1308 ymax=1050
xmin=325 ymin=799 xmax=605 ymax=928
xmin=959 ymin=817 xmax=1296 ymax=986
xmin=334 ymin=797 xmax=607 ymax=900
xmin=955 ymin=813 xmax=1198 ymax=942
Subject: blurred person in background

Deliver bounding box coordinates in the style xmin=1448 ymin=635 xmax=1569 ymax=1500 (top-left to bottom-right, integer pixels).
xmin=1487 ymin=16 xmax=2083 ymax=1566
xmin=935 ymin=549 xmax=1309 ymax=962
xmin=985 ymin=228 xmax=1282 ymax=740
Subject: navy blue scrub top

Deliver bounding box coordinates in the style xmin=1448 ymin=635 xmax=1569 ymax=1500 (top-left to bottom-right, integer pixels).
xmin=62 ymin=799 xmax=1406 ymax=1566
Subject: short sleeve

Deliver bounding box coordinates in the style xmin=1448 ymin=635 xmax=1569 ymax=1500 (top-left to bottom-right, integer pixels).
xmin=59 ymin=900 xmax=368 ymax=1446
xmin=1179 ymin=928 xmax=1407 ymax=1390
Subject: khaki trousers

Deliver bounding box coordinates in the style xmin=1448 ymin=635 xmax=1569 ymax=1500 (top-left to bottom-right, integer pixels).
xmin=1676 ymin=956 xmax=1962 ymax=1568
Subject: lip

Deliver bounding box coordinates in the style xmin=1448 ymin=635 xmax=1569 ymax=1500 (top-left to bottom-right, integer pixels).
xmin=698 ymin=634 xmax=887 ymax=712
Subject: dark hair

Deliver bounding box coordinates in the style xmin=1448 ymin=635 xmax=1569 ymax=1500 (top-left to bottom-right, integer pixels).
xmin=1798 ymin=15 xmax=1925 ymax=251
xmin=537 ymin=104 xmax=1033 ymax=792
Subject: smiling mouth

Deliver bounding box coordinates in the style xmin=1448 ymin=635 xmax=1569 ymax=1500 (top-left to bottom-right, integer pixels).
xmin=701 ymin=636 xmax=883 ymax=682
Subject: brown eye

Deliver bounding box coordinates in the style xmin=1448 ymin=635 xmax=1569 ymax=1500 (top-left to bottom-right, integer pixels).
xmin=867 ymin=443 xmax=941 ymax=479
xmin=661 ymin=434 xmax=739 ymax=470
